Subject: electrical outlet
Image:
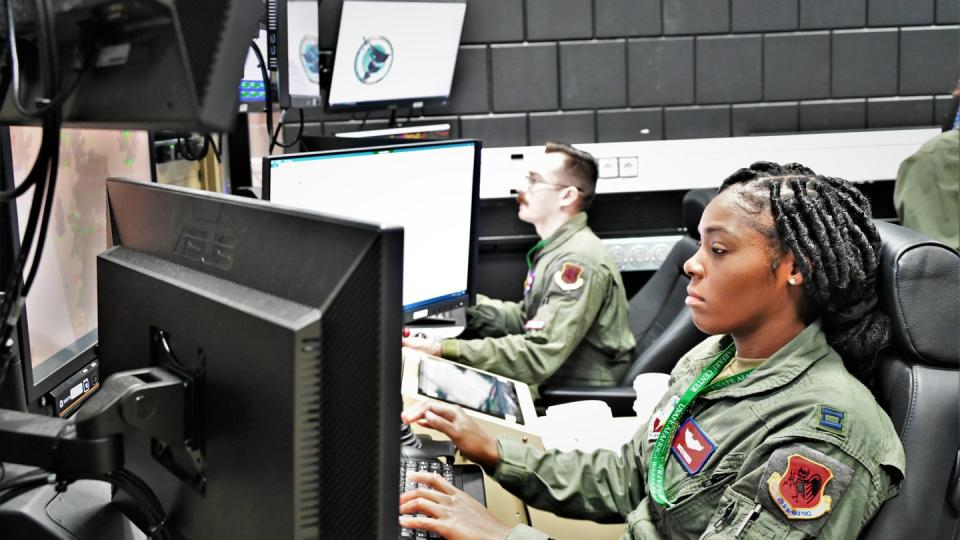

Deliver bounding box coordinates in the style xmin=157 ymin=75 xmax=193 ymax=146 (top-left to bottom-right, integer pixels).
xmin=602 ymin=235 xmax=683 ymax=271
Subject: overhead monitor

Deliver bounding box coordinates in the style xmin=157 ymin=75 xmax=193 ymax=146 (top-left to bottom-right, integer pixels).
xmin=272 ymin=0 xmax=323 ymax=108
xmin=96 ymin=177 xmax=402 ymax=538
xmin=262 ymin=139 xmax=480 ymax=322
xmin=0 ymin=0 xmax=261 ymax=131
xmin=326 ymin=0 xmax=466 ymax=112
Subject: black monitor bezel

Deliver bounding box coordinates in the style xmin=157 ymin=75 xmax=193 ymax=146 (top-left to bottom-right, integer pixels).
xmin=323 ymin=0 xmax=466 ymax=114
xmin=261 ymin=137 xmax=480 ymax=322
xmin=100 ymin=177 xmax=404 ymax=537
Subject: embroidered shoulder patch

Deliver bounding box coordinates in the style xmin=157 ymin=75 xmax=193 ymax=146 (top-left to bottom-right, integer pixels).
xmin=553 ymin=262 xmax=585 ymax=291
xmin=768 ymin=454 xmax=834 ymax=519
xmin=758 ymin=445 xmax=854 ymax=536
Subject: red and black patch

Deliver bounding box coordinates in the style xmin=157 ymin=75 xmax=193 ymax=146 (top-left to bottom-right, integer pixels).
xmin=552 ymin=261 xmax=587 ymax=292
xmin=758 ymin=444 xmax=854 ymax=536
xmin=769 ymin=454 xmax=834 ymax=519
xmin=560 ymin=262 xmax=583 ymax=284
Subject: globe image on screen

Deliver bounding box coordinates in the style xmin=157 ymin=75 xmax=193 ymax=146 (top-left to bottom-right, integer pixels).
xmin=354 ymin=36 xmax=393 ymax=85
xmin=300 ymin=36 xmax=321 ymax=83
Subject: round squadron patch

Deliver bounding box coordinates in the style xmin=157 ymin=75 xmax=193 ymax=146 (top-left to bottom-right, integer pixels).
xmin=553 ymin=262 xmax=585 ymax=291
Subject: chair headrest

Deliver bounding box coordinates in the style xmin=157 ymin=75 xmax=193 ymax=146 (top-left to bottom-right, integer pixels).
xmin=875 ymin=221 xmax=959 ymax=368
xmin=683 ymin=188 xmax=716 ymax=240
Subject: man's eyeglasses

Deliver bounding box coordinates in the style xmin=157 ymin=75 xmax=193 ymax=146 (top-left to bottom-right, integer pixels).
xmin=523 ymin=175 xmax=583 ymax=192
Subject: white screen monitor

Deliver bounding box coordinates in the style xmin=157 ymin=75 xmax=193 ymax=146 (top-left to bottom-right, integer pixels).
xmin=263 ymin=139 xmax=479 ymax=321
xmin=275 ymin=0 xmax=321 ymax=108
xmin=327 ymin=0 xmax=466 ymax=111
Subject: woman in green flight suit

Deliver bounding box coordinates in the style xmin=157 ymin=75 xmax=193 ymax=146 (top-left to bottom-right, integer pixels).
xmin=399 ymin=162 xmax=905 ymax=540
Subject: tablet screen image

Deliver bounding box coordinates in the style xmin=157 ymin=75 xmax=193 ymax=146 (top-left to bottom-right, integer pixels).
xmin=418 ymin=355 xmax=524 ymax=425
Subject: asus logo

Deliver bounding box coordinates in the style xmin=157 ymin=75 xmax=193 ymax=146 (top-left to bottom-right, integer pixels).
xmin=174 ymin=226 xmax=236 ymax=271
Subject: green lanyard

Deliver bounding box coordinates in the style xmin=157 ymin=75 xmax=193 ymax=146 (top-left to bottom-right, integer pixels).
xmin=647 ymin=341 xmax=754 ymax=508
xmin=523 ymin=239 xmax=549 ymax=296
xmin=525 ymin=238 xmax=549 ymax=272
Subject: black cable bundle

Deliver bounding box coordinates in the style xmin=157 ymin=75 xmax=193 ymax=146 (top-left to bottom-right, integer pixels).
xmin=249 ymin=40 xmax=304 ymax=154
xmin=0 ymin=0 xmax=76 ymax=389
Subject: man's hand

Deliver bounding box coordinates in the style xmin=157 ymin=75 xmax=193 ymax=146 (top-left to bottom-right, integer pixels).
xmin=400 ymin=471 xmax=512 ymax=540
xmin=401 ymin=401 xmax=500 ymax=469
xmin=402 ymin=336 xmax=442 ymax=357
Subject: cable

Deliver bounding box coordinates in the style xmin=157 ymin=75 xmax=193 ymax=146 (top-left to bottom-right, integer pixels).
xmin=249 ymin=40 xmax=304 ymax=154
xmin=206 ymin=134 xmax=221 ymax=163
xmin=0 ymin=2 xmax=65 ymax=388
xmin=175 ymin=135 xmax=209 ymax=162
xmin=267 ymin=107 xmax=303 ymax=153
xmin=0 ymin=114 xmax=58 ymax=320
xmin=22 ymin=116 xmax=61 ymax=293
xmin=0 ymin=125 xmax=54 ymax=353
xmin=0 ymin=2 xmax=95 ymax=201
xmin=249 ymin=41 xmax=277 ymax=149
xmin=0 ymin=113 xmax=56 ymax=201
xmin=4 ymin=0 xmax=89 ymax=119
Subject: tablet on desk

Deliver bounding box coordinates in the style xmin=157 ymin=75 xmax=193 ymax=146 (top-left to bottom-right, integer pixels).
xmin=418 ymin=355 xmax=524 ymax=425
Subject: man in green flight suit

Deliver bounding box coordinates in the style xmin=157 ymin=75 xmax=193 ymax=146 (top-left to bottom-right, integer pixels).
xmin=403 ymin=142 xmax=636 ymax=389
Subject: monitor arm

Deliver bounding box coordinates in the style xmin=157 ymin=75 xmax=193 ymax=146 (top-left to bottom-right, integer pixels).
xmin=0 ymin=408 xmax=121 ymax=475
xmin=0 ymin=366 xmax=186 ymax=476
xmin=74 ymin=367 xmax=185 ymax=445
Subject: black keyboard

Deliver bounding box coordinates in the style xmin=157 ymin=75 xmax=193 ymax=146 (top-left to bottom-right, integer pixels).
xmin=399 ymin=455 xmax=457 ymax=539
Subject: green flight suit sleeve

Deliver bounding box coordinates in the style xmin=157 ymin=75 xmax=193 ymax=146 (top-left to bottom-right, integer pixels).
xmin=440 ymin=260 xmax=608 ymax=385
xmin=463 ymin=294 xmax=526 ymax=338
xmin=493 ymin=437 xmax=645 ymax=523
xmin=893 ymin=130 xmax=960 ymax=250
xmin=697 ymin=439 xmax=901 ymax=539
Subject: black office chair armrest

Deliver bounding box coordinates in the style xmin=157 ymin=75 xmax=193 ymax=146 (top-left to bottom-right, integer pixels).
xmin=539 ymin=385 xmax=638 ymax=417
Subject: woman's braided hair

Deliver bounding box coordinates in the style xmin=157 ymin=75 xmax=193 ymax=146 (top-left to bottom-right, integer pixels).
xmin=719 ymin=161 xmax=891 ymax=383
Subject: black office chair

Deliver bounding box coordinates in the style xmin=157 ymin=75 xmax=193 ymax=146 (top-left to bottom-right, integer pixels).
xmin=861 ymin=221 xmax=960 ymax=540
xmin=539 ymin=189 xmax=714 ymax=414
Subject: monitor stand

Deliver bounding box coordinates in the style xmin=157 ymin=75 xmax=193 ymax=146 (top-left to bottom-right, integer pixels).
xmin=410 ymin=316 xmax=458 ymax=326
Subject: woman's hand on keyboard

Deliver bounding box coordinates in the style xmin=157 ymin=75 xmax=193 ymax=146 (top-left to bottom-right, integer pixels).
xmin=401 ymin=402 xmax=499 ymax=469
xmin=400 ymin=471 xmax=512 ymax=540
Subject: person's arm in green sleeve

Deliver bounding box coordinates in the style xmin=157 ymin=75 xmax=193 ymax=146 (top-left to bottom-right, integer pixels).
xmin=493 ymin=437 xmax=645 ymax=522
xmin=441 ymin=261 xmax=606 ymax=385
xmin=696 ymin=441 xmax=899 ymax=539
xmin=464 ymin=294 xmax=526 ymax=338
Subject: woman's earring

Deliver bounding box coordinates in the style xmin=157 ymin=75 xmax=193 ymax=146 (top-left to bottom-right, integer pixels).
xmin=788 ymin=278 xmax=797 ymax=286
